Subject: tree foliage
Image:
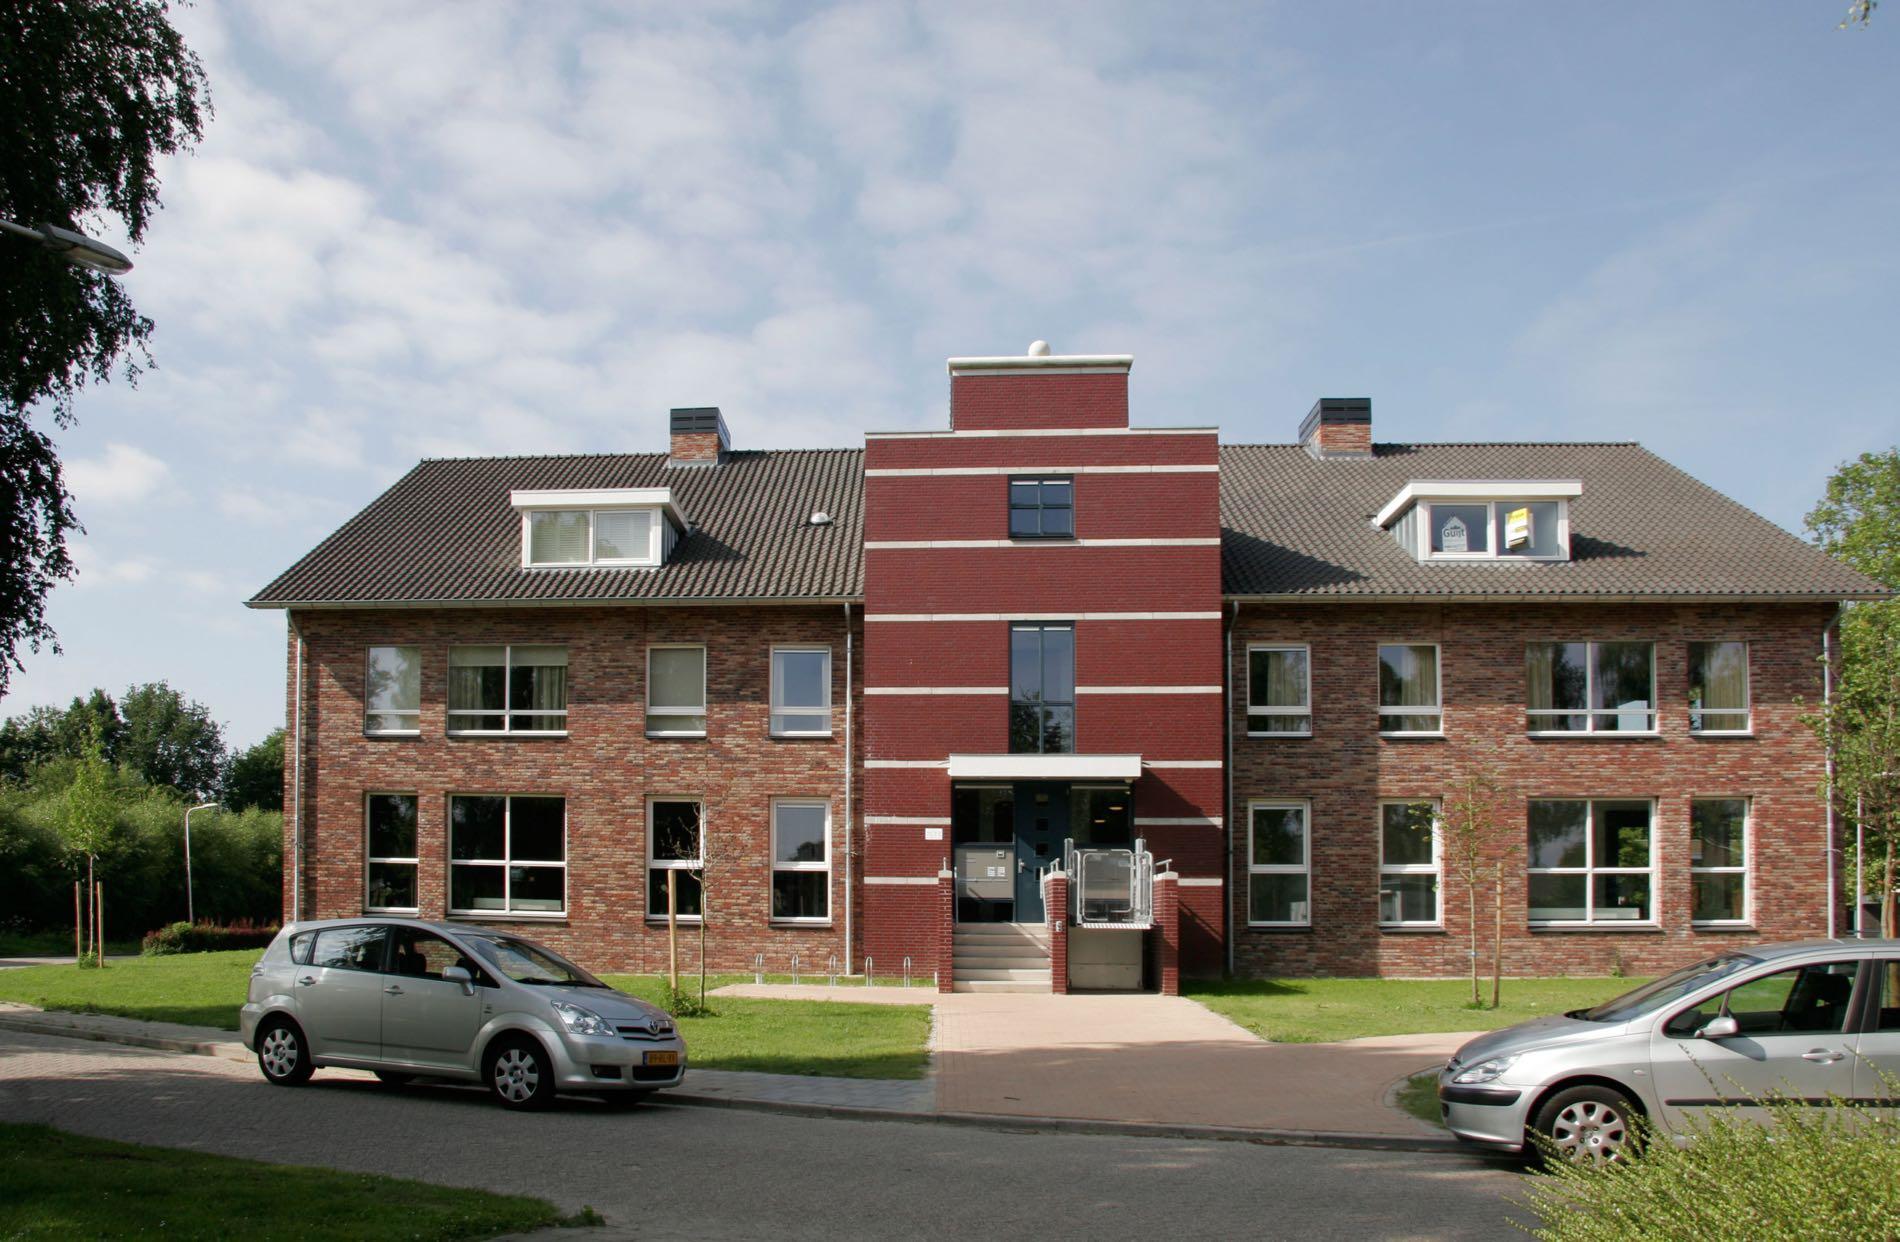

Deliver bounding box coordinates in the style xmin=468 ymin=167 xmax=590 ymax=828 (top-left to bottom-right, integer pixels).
xmin=0 ymin=1 xmax=208 ymax=693
xmin=1441 ymin=752 xmax=1510 ymax=1007
xmin=1807 ymin=448 xmax=1900 ymax=589
xmin=222 ymin=728 xmax=283 ymax=812
xmin=0 ymin=681 xmax=223 ymax=799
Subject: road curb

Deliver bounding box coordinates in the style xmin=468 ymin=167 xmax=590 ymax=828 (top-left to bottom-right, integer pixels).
xmin=0 ymin=1011 xmax=1471 ymax=1155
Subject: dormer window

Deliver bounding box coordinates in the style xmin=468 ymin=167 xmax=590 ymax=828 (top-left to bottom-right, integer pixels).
xmin=1375 ymin=480 xmax=1579 ymax=563
xmin=512 ymin=488 xmax=688 ymax=569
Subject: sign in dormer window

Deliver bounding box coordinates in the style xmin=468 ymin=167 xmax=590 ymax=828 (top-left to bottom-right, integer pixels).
xmin=512 ymin=488 xmax=687 ymax=569
xmin=1376 ymin=481 xmax=1579 ymax=563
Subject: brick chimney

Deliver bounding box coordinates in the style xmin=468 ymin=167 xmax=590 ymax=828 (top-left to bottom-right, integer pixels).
xmin=1299 ymin=398 xmax=1371 ymax=459
xmin=669 ymin=407 xmax=729 ymax=465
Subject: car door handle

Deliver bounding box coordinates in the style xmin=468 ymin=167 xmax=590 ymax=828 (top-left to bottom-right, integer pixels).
xmin=384 ymin=985 xmax=403 ymax=996
xmin=1801 ymin=1048 xmax=1844 ymax=1063
xmin=296 ymin=975 xmax=316 ymax=986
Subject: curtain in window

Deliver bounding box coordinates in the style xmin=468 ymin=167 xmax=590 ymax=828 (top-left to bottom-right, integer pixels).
xmin=529 ymin=511 xmax=590 ymax=563
xmin=511 ymin=645 xmax=567 ymax=730
xmin=1381 ymin=645 xmax=1436 ymax=706
xmin=1690 ymin=642 xmax=1748 ymax=731
xmin=448 ymin=646 xmax=506 ymax=729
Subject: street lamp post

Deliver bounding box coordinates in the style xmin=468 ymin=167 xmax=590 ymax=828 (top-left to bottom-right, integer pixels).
xmin=184 ymin=802 xmax=218 ymax=925
xmin=0 ymin=218 xmax=134 ymax=275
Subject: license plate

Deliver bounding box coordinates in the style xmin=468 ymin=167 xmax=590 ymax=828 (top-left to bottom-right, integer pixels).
xmin=644 ymin=1050 xmax=680 ymax=1067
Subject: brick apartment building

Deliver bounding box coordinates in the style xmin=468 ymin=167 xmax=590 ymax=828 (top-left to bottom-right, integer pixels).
xmin=250 ymin=345 xmax=1886 ymax=991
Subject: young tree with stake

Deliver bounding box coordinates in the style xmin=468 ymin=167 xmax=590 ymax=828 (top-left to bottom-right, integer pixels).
xmin=1441 ymin=752 xmax=1510 ymax=1008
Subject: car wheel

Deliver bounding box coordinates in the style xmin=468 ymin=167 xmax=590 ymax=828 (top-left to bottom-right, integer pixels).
xmin=257 ymin=1018 xmax=314 ymax=1087
xmin=1531 ymin=1085 xmax=1641 ymax=1165
xmin=486 ymin=1038 xmax=555 ymax=1111
xmin=374 ymin=1071 xmax=414 ymax=1088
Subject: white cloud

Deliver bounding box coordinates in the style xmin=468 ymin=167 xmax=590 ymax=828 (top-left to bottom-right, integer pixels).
xmin=65 ymin=444 xmax=172 ymax=509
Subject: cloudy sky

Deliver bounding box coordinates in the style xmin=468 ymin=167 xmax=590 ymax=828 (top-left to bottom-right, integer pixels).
xmin=8 ymin=1 xmax=1896 ymax=748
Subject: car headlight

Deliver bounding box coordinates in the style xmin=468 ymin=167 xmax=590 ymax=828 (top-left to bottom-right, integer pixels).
xmin=551 ymin=1001 xmax=616 ymax=1037
xmin=1451 ymin=1055 xmax=1519 ymax=1085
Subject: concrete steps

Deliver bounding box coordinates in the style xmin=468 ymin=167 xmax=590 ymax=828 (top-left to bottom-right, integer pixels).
xmin=952 ymin=923 xmax=1052 ymax=993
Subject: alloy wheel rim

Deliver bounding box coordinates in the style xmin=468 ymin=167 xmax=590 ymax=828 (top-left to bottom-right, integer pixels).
xmin=494 ymin=1049 xmax=539 ymax=1102
xmin=1551 ymin=1100 xmax=1628 ymax=1162
xmin=261 ymin=1028 xmax=298 ymax=1077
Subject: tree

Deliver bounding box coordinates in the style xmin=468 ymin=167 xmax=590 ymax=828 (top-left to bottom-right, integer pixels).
xmin=1841 ymin=0 xmax=1878 ymax=28
xmin=222 ymin=729 xmax=284 ymax=812
xmin=1807 ymin=449 xmax=1900 ymax=589
xmin=0 ymin=1 xmax=208 ymax=694
xmin=116 ymin=681 xmax=223 ymax=800
xmin=56 ymin=725 xmax=121 ymax=960
xmin=1442 ymin=753 xmax=1511 ymax=1008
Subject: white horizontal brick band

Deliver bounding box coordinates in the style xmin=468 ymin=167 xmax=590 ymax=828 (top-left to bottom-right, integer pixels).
xmin=866 ymin=538 xmax=1220 ymax=550
xmin=1177 ymin=877 xmax=1224 ymax=887
xmin=864 ymin=759 xmax=948 ymax=769
xmin=864 ymin=686 xmax=1007 ymax=696
xmin=1143 ymin=759 xmax=1224 ymax=769
xmin=1074 ymin=685 xmax=1222 ymax=695
xmin=866 ymin=464 xmax=1219 ymax=477
xmin=864 ymin=815 xmax=952 ymax=826
xmin=863 ymin=876 xmax=941 ymax=886
xmin=866 ymin=611 xmax=1223 ymax=623
xmin=865 ymin=426 xmax=1217 ymax=440
xmin=1135 ymin=816 xmax=1224 ymax=827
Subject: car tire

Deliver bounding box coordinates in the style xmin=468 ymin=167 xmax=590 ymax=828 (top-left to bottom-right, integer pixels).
xmin=485 ymin=1037 xmax=556 ymax=1111
xmin=374 ymin=1071 xmax=414 ymax=1088
xmin=1530 ymin=1084 xmax=1641 ymax=1165
xmin=256 ymin=1018 xmax=314 ymax=1087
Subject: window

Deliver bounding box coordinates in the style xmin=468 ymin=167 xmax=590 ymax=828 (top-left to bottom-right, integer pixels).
xmin=1247 ymin=645 xmax=1311 ymax=736
xmin=771 ymin=800 xmax=830 ymax=922
xmin=311 ymin=925 xmax=388 ymax=972
xmin=447 ymin=645 xmax=568 ymax=734
xmin=1008 ymin=477 xmax=1073 ymax=538
xmin=770 ymin=647 xmax=831 ymax=736
xmin=1691 ymin=798 xmax=1749 ymax=925
xmin=386 ymin=929 xmax=481 ymax=982
xmin=1875 ymin=961 xmax=1900 ymax=1033
xmin=647 ymin=799 xmax=703 ymax=920
xmin=1527 ymin=800 xmax=1655 ymax=925
xmin=365 ymin=794 xmax=419 ymax=911
xmin=1378 ymin=644 xmax=1441 ymax=734
xmin=1379 ymin=801 xmax=1440 ymax=926
xmin=1526 ymin=642 xmax=1656 ymax=734
xmin=1010 ymin=623 xmax=1075 ymax=753
xmin=525 ymin=507 xmax=658 ymax=567
xmin=1664 ymin=961 xmax=1859 ymax=1038
xmin=1248 ymin=801 xmax=1310 ymax=926
xmin=1689 ymin=641 xmax=1751 ymax=734
xmin=448 ymin=795 xmax=567 ymax=915
xmin=365 ymin=646 xmax=420 ymax=735
xmin=1421 ymin=500 xmax=1565 ymax=561
xmin=647 ymin=646 xmax=706 ymax=737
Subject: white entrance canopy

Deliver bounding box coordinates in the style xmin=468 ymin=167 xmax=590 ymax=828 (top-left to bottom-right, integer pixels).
xmin=945 ymin=754 xmax=1143 ymax=781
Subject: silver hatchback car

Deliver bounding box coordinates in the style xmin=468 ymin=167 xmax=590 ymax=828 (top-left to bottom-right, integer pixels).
xmin=240 ymin=917 xmax=686 ymax=1109
xmin=1440 ymin=939 xmax=1900 ymax=1161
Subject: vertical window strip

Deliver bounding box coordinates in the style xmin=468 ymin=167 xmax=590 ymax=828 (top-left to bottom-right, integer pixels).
xmin=365 ymin=646 xmax=421 ymax=734
xmin=770 ymin=647 xmax=832 ymax=736
xmin=365 ymin=793 xmax=420 ymax=912
xmin=1377 ymin=643 xmax=1442 ymax=734
xmin=770 ymin=799 xmax=831 ymax=922
xmin=1690 ymin=798 xmax=1750 ymax=925
xmin=646 ymin=645 xmax=708 ymax=736
xmin=1378 ymin=800 xmax=1441 ymax=927
xmin=1247 ymin=800 xmax=1311 ymax=927
xmin=1247 ymin=644 xmax=1312 ymax=735
xmin=647 ymin=798 xmax=705 ymax=920
xmin=1688 ymin=641 xmax=1751 ymax=734
xmin=1009 ymin=623 xmax=1075 ymax=754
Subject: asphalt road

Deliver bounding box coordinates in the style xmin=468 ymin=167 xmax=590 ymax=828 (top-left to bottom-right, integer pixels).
xmin=0 ymin=1028 xmax=1534 ymax=1240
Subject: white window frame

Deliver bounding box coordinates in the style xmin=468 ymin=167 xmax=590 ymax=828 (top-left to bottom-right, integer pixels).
xmin=646 ymin=644 xmax=708 ymax=737
xmin=1378 ymin=800 xmax=1442 ymax=928
xmin=1377 ymin=642 xmax=1443 ymax=737
xmin=770 ymin=646 xmax=833 ymax=738
xmin=1688 ymin=640 xmax=1752 ymax=736
xmin=1246 ymin=643 xmax=1312 ymax=738
xmin=520 ymin=506 xmax=664 ymax=568
xmin=1247 ymin=799 xmax=1311 ymax=928
xmin=1690 ymin=797 xmax=1751 ymax=927
xmin=365 ymin=793 xmax=420 ymax=914
xmin=446 ymin=793 xmax=568 ymax=919
xmin=1526 ymin=798 xmax=1658 ymax=928
xmin=646 ymin=796 xmax=704 ymax=923
xmin=1525 ymin=641 xmax=1657 ymax=736
xmin=769 ymin=798 xmax=832 ymax=924
xmin=1415 ymin=499 xmax=1572 ymax=563
xmin=445 ymin=645 xmax=568 ymax=736
xmin=364 ymin=646 xmax=421 ymax=736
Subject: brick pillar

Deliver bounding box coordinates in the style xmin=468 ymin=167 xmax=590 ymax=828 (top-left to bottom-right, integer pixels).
xmin=1153 ymin=872 xmax=1180 ymax=996
xmin=1045 ymin=873 xmax=1069 ymax=995
xmin=937 ymin=868 xmax=955 ymax=993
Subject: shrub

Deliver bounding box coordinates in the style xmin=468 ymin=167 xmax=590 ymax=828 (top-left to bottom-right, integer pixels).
xmin=1522 ymin=1079 xmax=1900 ymax=1241
xmin=141 ymin=920 xmax=279 ymax=956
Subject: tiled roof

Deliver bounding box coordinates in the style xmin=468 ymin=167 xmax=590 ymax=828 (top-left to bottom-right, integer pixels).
xmin=1219 ymin=442 xmax=1887 ymax=599
xmin=248 ymin=450 xmax=863 ymax=607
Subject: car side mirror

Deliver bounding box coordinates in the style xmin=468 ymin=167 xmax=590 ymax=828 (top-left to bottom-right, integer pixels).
xmin=1697 ymin=1014 xmax=1739 ymax=1040
xmin=442 ymin=965 xmax=474 ymax=993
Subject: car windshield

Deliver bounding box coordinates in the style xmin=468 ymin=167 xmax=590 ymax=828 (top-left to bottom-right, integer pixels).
xmin=1576 ymin=952 xmax=1762 ymax=1023
xmin=462 ymin=934 xmax=605 ymax=987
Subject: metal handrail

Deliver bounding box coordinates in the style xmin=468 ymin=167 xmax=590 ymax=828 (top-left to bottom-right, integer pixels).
xmin=1064 ymin=836 xmax=1156 ymax=929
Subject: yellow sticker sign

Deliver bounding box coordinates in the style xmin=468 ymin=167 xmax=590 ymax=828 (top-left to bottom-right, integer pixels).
xmin=1505 ymin=507 xmax=1532 ymax=549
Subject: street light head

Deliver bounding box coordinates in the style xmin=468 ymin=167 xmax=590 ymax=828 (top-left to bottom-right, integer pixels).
xmin=36 ymin=222 xmax=134 ymax=275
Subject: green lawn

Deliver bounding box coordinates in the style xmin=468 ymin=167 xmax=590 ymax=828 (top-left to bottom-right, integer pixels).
xmin=1186 ymin=975 xmax=1647 ymax=1044
xmin=0 ymin=953 xmax=932 ymax=1080
xmin=0 ymin=931 xmax=140 ymax=957
xmin=0 ymin=1123 xmax=581 ymax=1241
xmin=1395 ymin=1072 xmax=1444 ymax=1128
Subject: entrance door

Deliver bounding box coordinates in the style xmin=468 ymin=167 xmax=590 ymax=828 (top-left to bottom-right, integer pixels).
xmin=1014 ymin=783 xmax=1069 ymax=922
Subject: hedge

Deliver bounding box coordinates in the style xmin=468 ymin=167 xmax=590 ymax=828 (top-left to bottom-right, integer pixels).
xmin=141 ymin=921 xmax=280 ymax=956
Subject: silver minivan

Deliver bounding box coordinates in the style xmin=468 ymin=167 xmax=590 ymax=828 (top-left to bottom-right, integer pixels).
xmin=1440 ymin=939 xmax=1900 ymax=1160
xmin=240 ymin=917 xmax=686 ymax=1109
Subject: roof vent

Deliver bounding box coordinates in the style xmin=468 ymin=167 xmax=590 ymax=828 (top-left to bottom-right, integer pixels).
xmin=809 ymin=510 xmax=833 ymax=527
xmin=1027 ymin=340 xmax=1051 ymax=356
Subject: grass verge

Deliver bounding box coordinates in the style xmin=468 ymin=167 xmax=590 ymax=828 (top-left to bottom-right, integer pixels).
xmin=0 ymin=949 xmax=261 ymax=1029
xmin=0 ymin=1122 xmax=584 ymax=1241
xmin=1185 ymin=976 xmax=1646 ymax=1044
xmin=1395 ymin=1071 xmax=1443 ymax=1128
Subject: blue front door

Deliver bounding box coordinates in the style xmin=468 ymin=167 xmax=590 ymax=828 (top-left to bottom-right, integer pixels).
xmin=1014 ymin=782 xmax=1068 ymax=922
